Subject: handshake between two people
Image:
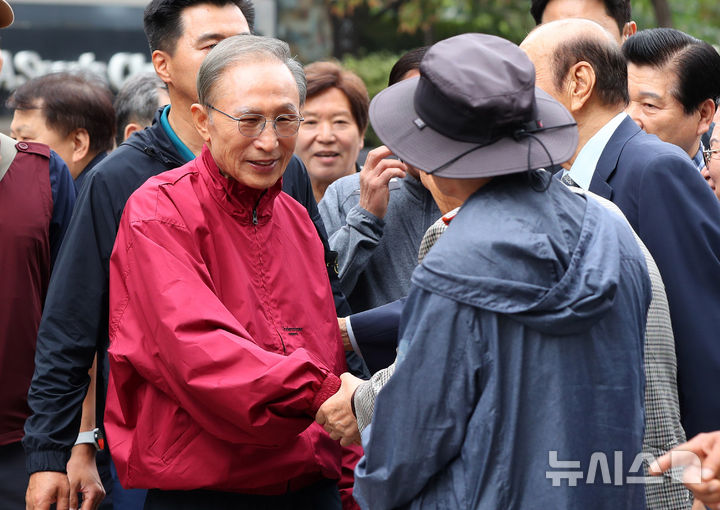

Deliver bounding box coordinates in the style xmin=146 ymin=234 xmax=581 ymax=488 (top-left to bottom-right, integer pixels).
xmin=315 ymin=373 xmax=364 ymax=447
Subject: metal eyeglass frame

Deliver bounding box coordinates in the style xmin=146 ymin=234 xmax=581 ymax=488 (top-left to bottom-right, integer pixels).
xmin=206 ymin=104 xmax=303 ymax=138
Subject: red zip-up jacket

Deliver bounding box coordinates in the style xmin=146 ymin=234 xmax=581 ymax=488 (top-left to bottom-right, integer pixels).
xmin=105 ymin=145 xmax=346 ymax=494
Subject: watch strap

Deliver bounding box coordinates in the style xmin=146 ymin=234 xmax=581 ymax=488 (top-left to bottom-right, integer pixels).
xmin=74 ymin=428 xmax=104 ymax=450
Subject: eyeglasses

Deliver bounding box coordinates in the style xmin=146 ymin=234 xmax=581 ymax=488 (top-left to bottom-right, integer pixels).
xmin=206 ymin=104 xmax=303 ymax=138
xmin=703 ymin=147 xmax=720 ymax=166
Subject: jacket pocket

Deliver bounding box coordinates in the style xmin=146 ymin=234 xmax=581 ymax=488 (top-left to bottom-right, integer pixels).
xmin=161 ymin=420 xmax=200 ymax=465
xmin=148 ymin=409 xmax=201 ymax=466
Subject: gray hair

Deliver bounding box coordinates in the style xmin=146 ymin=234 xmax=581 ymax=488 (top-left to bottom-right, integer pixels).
xmin=197 ymin=34 xmax=306 ymax=108
xmin=114 ymin=72 xmax=167 ymax=145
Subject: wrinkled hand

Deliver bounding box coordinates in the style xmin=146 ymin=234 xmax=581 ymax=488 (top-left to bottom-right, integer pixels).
xmin=650 ymin=431 xmax=720 ymax=509
xmin=316 ymin=373 xmax=364 ymax=446
xmin=26 ymin=471 xmax=70 ymax=510
xmin=358 ymin=146 xmax=407 ymax=219
xmin=67 ymin=444 xmax=105 ymax=510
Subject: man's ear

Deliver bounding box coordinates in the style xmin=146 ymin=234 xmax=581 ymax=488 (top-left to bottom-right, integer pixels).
xmin=566 ymin=61 xmax=596 ymax=113
xmin=621 ymin=21 xmax=637 ymax=42
xmin=123 ymin=122 xmax=144 ymax=142
xmin=697 ymin=99 xmax=716 ymax=137
xmin=152 ymin=49 xmax=172 ymax=87
xmin=71 ymin=128 xmax=90 ymax=163
xmin=191 ymin=103 xmax=211 ymax=144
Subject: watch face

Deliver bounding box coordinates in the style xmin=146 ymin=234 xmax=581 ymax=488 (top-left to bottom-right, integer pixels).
xmin=94 ymin=429 xmax=105 ymax=450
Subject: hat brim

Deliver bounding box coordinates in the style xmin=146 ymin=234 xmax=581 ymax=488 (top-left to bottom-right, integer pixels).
xmin=0 ymin=0 xmax=13 ymax=28
xmin=369 ymin=76 xmax=578 ymax=178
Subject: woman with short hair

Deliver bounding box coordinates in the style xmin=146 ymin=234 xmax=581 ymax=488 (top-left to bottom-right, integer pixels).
xmin=296 ymin=61 xmax=369 ymax=202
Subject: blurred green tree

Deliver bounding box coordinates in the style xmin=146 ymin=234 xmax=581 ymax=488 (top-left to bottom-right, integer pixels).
xmin=633 ymin=0 xmax=720 ymax=42
xmin=326 ymin=0 xmax=720 ymax=150
xmin=341 ymin=51 xmax=400 ymax=147
xmin=327 ymin=0 xmax=720 ymax=46
xmin=329 ymin=0 xmax=535 ymax=45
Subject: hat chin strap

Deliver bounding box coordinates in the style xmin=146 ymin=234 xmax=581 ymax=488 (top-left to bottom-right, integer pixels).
xmin=512 ymin=121 xmax=578 ymax=172
xmin=514 ymin=121 xmax=576 ymax=192
xmin=429 ymin=141 xmax=489 ymax=174
xmin=516 ymin=130 xmax=554 ymax=192
xmin=521 ymin=132 xmax=553 ymax=192
xmin=429 ymin=121 xmax=576 ymax=177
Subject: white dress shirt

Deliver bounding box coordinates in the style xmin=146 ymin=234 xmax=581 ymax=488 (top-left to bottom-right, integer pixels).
xmin=564 ymin=112 xmax=627 ymax=190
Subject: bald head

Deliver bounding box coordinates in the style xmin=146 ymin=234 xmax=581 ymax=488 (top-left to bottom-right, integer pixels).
xmin=521 ymin=19 xmax=628 ymax=111
xmin=522 ymin=18 xmax=615 ymax=55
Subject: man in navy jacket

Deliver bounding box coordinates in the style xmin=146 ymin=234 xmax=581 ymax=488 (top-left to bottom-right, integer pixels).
xmin=623 ymin=28 xmax=720 ymax=173
xmin=522 ymin=19 xmax=720 ymax=439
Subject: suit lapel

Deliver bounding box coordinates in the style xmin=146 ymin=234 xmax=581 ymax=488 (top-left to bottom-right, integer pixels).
xmin=589 ymin=116 xmax=641 ymax=200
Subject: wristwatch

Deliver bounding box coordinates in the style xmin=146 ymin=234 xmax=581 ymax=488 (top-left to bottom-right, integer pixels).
xmin=74 ymin=428 xmax=105 ymax=451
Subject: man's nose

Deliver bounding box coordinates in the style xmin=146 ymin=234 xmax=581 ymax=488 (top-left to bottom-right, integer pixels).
xmin=626 ymin=103 xmax=644 ymax=129
xmin=253 ymin=123 xmax=279 ymax=150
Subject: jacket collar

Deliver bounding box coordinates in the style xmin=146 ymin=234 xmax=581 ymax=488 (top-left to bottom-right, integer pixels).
xmin=589 ymin=115 xmax=641 ymax=200
xmin=403 ymin=172 xmax=431 ymax=202
xmin=199 ymin=145 xmax=282 ymax=225
xmin=124 ymin=108 xmax=187 ymax=170
xmin=75 ymin=151 xmax=108 ymax=191
xmin=160 ymin=105 xmax=196 ymax=163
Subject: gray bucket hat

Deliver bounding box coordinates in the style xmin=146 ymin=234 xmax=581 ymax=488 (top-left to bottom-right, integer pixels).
xmin=369 ymin=33 xmax=578 ymax=178
xmin=0 ymin=0 xmax=13 ymax=28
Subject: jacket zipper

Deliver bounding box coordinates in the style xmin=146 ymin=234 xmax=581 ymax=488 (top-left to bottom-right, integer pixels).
xmin=277 ymin=330 xmax=287 ymax=355
xmin=251 ymin=189 xmax=284 ymax=353
xmin=141 ymin=146 xmax=182 ymax=167
xmin=251 ymin=190 xmax=266 ymax=225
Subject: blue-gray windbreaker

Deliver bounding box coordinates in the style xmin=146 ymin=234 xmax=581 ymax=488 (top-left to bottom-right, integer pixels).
xmin=354 ymin=176 xmax=651 ymax=509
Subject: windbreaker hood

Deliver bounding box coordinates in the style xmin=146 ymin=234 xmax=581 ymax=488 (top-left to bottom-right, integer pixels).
xmin=414 ymin=178 xmax=625 ymax=335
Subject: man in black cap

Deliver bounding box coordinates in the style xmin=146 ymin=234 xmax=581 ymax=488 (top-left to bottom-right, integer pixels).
xmin=351 ymin=33 xmax=651 ymax=509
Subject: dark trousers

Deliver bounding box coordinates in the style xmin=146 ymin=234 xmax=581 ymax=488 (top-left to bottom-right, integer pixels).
xmin=143 ymin=479 xmax=341 ymax=510
xmin=0 ymin=441 xmax=29 ymax=510
xmin=108 ymin=453 xmax=146 ymax=509
xmin=95 ymin=449 xmax=115 ymax=510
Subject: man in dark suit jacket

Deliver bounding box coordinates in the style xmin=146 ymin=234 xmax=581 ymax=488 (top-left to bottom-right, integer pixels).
xmin=623 ymin=28 xmax=720 ymax=173
xmin=522 ymin=18 xmax=720 ymax=440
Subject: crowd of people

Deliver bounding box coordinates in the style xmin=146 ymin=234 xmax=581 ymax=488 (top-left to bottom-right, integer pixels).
xmin=2 ymin=0 xmax=720 ymax=509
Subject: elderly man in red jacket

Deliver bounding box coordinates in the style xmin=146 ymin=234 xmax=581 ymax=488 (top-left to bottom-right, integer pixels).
xmin=104 ymin=34 xmax=348 ymax=510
